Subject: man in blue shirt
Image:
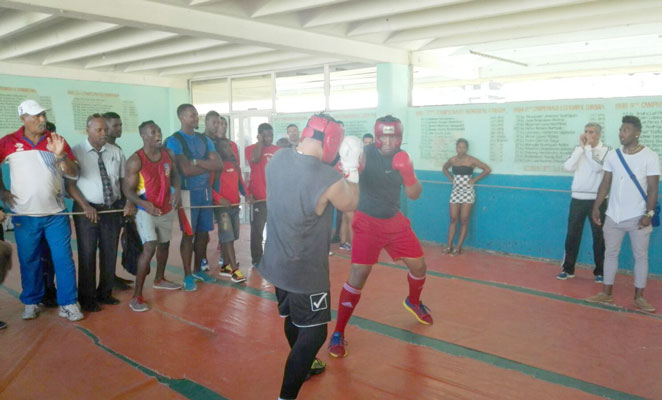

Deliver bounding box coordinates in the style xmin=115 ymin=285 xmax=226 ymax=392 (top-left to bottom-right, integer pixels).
xmin=165 ymin=104 xmax=222 ymax=291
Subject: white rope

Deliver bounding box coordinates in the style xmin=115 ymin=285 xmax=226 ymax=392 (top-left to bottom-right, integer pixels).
xmin=6 ymin=203 xmax=242 ymax=217
xmin=419 ymin=180 xmax=589 ymax=194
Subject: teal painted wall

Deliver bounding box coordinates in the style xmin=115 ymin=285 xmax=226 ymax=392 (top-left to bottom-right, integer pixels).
xmin=0 ymin=74 xmax=189 ymax=156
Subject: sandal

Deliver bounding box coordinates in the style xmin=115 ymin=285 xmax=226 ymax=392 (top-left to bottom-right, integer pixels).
xmin=450 ymin=248 xmax=462 ymax=256
xmin=442 ymin=247 xmax=452 ymax=255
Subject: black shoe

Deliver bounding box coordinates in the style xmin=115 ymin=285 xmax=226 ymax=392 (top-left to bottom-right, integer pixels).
xmin=115 ymin=276 xmax=133 ymax=285
xmin=113 ymin=279 xmax=131 ymax=290
xmin=81 ymin=302 xmax=101 ymax=312
xmin=304 ymin=358 xmax=326 ymax=381
xmin=97 ymin=295 xmax=120 ymax=305
xmin=0 ymin=321 xmax=7 ymax=330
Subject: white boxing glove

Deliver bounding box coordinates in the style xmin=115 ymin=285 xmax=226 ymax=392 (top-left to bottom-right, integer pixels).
xmin=339 ymin=136 xmax=363 ymax=183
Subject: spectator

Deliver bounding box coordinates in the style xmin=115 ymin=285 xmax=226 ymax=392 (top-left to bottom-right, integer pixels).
xmin=0 ymin=100 xmax=83 ymax=321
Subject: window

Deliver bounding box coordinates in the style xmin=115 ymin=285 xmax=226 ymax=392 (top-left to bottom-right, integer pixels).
xmin=231 ymin=74 xmax=273 ymax=111
xmin=329 ymin=67 xmax=377 ymax=110
xmin=276 ymin=69 xmax=325 ymax=113
xmin=413 ymin=68 xmax=662 ymax=106
xmin=191 ymin=78 xmax=229 ymax=114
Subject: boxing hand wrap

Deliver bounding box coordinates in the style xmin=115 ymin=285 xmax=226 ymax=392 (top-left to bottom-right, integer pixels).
xmin=392 ymin=151 xmax=417 ymax=187
xmin=339 ymin=136 xmax=363 ymax=184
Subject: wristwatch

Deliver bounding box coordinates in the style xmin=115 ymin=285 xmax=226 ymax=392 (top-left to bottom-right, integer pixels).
xmin=644 ymin=210 xmax=655 ymax=218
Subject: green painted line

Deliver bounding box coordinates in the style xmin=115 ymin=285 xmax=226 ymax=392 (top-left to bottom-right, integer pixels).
xmin=76 ymin=326 xmax=227 ymax=400
xmin=0 ymin=280 xmax=227 ymax=400
xmin=347 ymin=315 xmax=645 ymax=400
xmin=164 ymin=265 xmax=645 ymax=400
xmin=332 ymin=254 xmax=662 ymax=321
xmin=0 ymin=283 xmax=21 ymax=299
xmin=0 ymin=234 xmax=651 ymax=398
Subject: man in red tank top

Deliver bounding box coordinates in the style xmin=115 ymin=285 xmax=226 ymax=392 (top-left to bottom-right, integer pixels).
xmin=122 ymin=121 xmax=182 ymax=312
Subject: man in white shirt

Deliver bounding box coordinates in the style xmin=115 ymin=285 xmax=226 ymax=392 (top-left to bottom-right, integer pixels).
xmin=66 ymin=114 xmax=134 ymax=312
xmin=587 ymin=115 xmax=660 ymax=312
xmin=0 ymin=100 xmax=83 ymax=321
xmin=558 ymin=123 xmax=611 ymax=282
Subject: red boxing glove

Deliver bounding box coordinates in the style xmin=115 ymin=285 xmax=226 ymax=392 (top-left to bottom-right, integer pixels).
xmin=392 ymin=151 xmax=417 ymax=187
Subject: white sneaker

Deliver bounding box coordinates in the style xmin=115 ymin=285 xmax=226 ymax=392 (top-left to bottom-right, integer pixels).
xmin=201 ymin=258 xmax=209 ymax=271
xmin=58 ymin=303 xmax=84 ymax=321
xmin=22 ymin=304 xmax=40 ymax=320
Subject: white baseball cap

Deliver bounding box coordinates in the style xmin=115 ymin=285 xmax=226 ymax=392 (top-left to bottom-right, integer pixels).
xmin=18 ymin=100 xmax=47 ymax=116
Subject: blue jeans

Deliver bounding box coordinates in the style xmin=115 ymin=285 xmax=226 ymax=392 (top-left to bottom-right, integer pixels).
xmin=13 ymin=214 xmax=78 ymax=305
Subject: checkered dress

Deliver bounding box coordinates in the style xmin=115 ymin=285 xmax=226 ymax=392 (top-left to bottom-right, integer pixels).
xmin=450 ymin=174 xmax=475 ymax=204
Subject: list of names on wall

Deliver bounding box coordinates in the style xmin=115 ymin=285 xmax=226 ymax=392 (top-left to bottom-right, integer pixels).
xmin=0 ymin=87 xmax=54 ymax=133
xmin=69 ymin=90 xmax=123 ymax=133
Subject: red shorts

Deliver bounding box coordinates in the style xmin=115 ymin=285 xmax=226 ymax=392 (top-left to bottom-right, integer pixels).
xmin=351 ymin=210 xmax=424 ymax=265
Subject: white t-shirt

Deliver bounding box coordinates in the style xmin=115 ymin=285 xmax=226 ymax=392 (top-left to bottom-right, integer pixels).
xmin=603 ymin=146 xmax=660 ymax=223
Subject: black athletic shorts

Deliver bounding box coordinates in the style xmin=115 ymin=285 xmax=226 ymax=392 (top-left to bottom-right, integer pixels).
xmin=275 ymin=287 xmax=331 ymax=328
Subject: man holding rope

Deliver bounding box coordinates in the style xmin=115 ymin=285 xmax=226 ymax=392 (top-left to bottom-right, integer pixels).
xmin=0 ymin=100 xmax=83 ymax=321
xmin=211 ymin=138 xmax=246 ymax=283
xmin=66 ymin=114 xmax=135 ymax=312
xmin=123 ymin=121 xmax=182 ymax=312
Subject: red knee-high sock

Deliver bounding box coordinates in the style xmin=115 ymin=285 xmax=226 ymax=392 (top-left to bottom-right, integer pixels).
xmin=407 ymin=271 xmax=426 ymax=305
xmin=333 ymin=283 xmax=361 ymax=336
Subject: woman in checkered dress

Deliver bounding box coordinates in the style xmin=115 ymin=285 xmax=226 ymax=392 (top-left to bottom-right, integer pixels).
xmin=442 ymin=139 xmax=491 ymax=255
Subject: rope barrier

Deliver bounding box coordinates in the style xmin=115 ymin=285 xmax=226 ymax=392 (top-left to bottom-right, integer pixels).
xmin=418 ymin=180 xmax=590 ymax=194
xmin=5 ymin=203 xmax=243 ymax=217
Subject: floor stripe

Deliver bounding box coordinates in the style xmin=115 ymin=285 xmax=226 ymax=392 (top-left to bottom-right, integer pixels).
xmin=332 ymin=254 xmax=662 ymax=320
xmin=76 ymin=326 xmax=227 ymax=400
xmin=166 ymin=266 xmax=646 ymax=400
xmin=0 ymin=283 xmax=227 ymax=400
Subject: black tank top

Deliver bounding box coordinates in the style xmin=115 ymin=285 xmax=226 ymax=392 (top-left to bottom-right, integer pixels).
xmin=452 ymin=165 xmax=474 ymax=175
xmin=357 ymin=145 xmax=403 ymax=219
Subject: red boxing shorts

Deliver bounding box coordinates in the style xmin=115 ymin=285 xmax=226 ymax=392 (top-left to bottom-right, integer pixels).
xmin=351 ymin=210 xmax=424 ymax=265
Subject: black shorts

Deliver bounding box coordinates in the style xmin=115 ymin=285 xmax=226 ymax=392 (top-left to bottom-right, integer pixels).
xmin=275 ymin=287 xmax=331 ymax=328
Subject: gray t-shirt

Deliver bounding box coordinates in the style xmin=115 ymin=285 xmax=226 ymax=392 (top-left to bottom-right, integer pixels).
xmin=258 ymin=148 xmax=342 ymax=293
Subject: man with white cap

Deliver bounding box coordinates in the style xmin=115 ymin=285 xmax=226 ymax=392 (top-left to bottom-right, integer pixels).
xmin=0 ymin=100 xmax=84 ymax=321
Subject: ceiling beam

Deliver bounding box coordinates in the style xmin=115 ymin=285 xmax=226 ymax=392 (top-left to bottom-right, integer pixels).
xmin=85 ymin=37 xmax=223 ymax=68
xmin=418 ymin=5 xmax=662 ymax=50
xmin=479 ymin=55 xmax=662 ymax=80
xmin=390 ymin=0 xmax=662 ymax=43
xmin=303 ymin=0 xmax=468 ymax=28
xmin=466 ymin=23 xmax=662 ymax=54
xmin=125 ymin=44 xmax=271 ymax=72
xmin=0 ymin=0 xmax=409 ymax=65
xmin=191 ymin=57 xmax=340 ymax=79
xmin=159 ymin=51 xmax=305 ymax=76
xmin=0 ymin=60 xmax=187 ymax=87
xmin=347 ymin=0 xmax=593 ymax=37
xmin=0 ymin=9 xmax=54 ymax=39
xmin=251 ymin=0 xmax=350 ymax=18
xmin=43 ymin=29 xmax=177 ymax=65
xmin=0 ymin=19 xmax=118 ymax=60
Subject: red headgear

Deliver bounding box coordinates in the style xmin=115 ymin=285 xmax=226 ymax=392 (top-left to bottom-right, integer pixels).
xmin=300 ymin=114 xmax=345 ymax=164
xmin=374 ymin=115 xmax=403 ymax=150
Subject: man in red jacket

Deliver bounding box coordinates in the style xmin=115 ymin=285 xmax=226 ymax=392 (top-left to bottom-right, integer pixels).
xmin=244 ymin=123 xmax=279 ymax=267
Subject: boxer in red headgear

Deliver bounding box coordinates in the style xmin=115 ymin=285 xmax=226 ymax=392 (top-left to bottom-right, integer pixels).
xmin=328 ymin=115 xmax=433 ymax=359
xmin=259 ymin=113 xmax=361 ymax=400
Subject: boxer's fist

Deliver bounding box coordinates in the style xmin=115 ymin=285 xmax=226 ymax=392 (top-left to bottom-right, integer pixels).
xmin=392 ymin=151 xmax=417 ymax=187
xmin=339 ymin=136 xmax=363 ymax=183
